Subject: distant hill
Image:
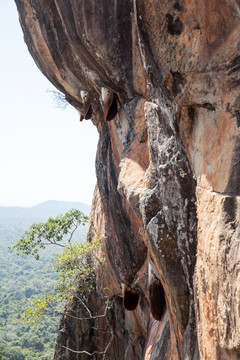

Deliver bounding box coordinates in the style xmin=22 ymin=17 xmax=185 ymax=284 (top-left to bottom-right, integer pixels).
xmin=0 ymin=200 xmax=91 ymax=220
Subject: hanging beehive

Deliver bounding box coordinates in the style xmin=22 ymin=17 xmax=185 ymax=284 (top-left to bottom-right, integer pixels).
xmin=148 ymin=262 xmax=166 ymax=321
xmin=101 ymin=87 xmax=118 ymax=121
xmin=122 ymin=283 xmax=139 ymax=311
xmin=80 ymin=90 xmax=92 ymax=120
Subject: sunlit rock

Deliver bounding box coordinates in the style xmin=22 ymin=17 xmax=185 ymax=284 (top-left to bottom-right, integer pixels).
xmin=15 ymin=0 xmax=240 ymax=358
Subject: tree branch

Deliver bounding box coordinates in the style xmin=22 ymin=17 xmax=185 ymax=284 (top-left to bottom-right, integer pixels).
xmin=54 ymin=296 xmax=115 ymax=358
xmin=41 ymin=242 xmax=65 ymax=248
xmin=67 ymin=223 xmax=78 ymax=244
xmin=55 ymin=324 xmax=114 ymax=358
xmin=49 ymin=297 xmax=114 ymax=322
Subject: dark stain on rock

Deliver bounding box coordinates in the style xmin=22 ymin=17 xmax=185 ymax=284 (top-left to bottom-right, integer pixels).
xmin=222 ymin=197 xmax=237 ymax=225
xmin=233 ymin=95 xmax=240 ymax=110
xmin=225 ymin=308 xmax=232 ymax=341
xmin=173 ymin=1 xmax=184 ymax=12
xmin=171 ymin=71 xmax=186 ymax=96
xmin=96 ymin=127 xmax=147 ymax=283
xmin=202 ymin=103 xmax=216 ymax=111
xmin=226 ymin=102 xmax=232 ymax=114
xmin=188 ymin=106 xmax=195 ymax=123
xmin=141 ymin=191 xmax=162 ymax=226
xmin=236 ymin=111 xmax=240 ymax=127
xmin=227 ymin=56 xmax=240 ymax=71
xmin=225 ymin=138 xmax=240 ymax=195
xmin=82 ymin=0 xmax=134 ymax=93
xmin=201 ymin=274 xmax=207 ymax=295
xmin=165 ymin=14 xmax=184 ymax=35
xmin=193 ymin=23 xmax=201 ymax=30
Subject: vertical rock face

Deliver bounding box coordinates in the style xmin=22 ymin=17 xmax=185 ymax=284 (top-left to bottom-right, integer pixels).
xmin=15 ymin=0 xmax=240 ymax=359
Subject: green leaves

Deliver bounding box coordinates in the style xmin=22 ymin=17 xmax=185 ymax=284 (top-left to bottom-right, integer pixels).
xmin=53 ymin=238 xmax=103 ymax=301
xmin=9 ymin=209 xmax=89 ymax=260
xmin=19 ymin=237 xmax=104 ymax=324
xmin=19 ymin=238 xmax=103 ymax=324
xmin=10 ymin=209 xmax=105 ymax=325
xmin=21 ymin=294 xmax=57 ymax=325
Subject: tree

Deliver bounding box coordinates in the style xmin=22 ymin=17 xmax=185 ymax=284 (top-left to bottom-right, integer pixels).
xmin=10 ymin=209 xmax=114 ymax=359
xmin=10 ymin=208 xmax=95 ymax=319
xmin=10 ymin=209 xmax=89 ymax=261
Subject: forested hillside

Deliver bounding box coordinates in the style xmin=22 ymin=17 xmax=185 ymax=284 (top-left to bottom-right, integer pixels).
xmin=0 ymin=201 xmax=90 ymax=360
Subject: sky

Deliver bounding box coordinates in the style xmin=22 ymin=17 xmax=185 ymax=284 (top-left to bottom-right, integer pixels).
xmin=0 ymin=1 xmax=99 ymax=207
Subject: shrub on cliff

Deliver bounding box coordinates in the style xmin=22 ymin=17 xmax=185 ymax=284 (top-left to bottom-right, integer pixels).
xmin=9 ymin=209 xmax=103 ymax=323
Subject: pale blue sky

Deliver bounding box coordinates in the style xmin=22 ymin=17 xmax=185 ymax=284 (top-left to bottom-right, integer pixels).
xmin=0 ymin=1 xmax=98 ymax=207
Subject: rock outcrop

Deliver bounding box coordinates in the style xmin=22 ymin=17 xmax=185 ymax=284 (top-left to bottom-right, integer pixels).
xmin=15 ymin=0 xmax=240 ymax=359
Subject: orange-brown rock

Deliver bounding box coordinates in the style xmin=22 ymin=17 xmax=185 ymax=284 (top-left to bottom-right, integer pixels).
xmin=15 ymin=0 xmax=240 ymax=359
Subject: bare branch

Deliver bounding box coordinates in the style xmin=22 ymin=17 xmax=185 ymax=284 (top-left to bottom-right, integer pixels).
xmin=41 ymin=242 xmax=65 ymax=248
xmin=54 ymin=297 xmax=115 ymax=358
xmin=46 ymin=296 xmax=116 ymax=323
xmin=47 ymin=89 xmax=69 ymax=110
xmin=55 ymin=323 xmax=114 ymax=358
xmin=75 ymin=296 xmax=92 ymax=317
xmin=55 ymin=342 xmax=107 ymax=356
xmin=67 ymin=223 xmax=79 ymax=244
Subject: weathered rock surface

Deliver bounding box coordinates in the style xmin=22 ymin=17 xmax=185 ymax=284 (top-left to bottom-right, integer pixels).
xmin=15 ymin=0 xmax=240 ymax=359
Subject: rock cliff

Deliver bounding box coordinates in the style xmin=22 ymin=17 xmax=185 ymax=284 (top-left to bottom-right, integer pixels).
xmin=15 ymin=1 xmax=240 ymax=359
